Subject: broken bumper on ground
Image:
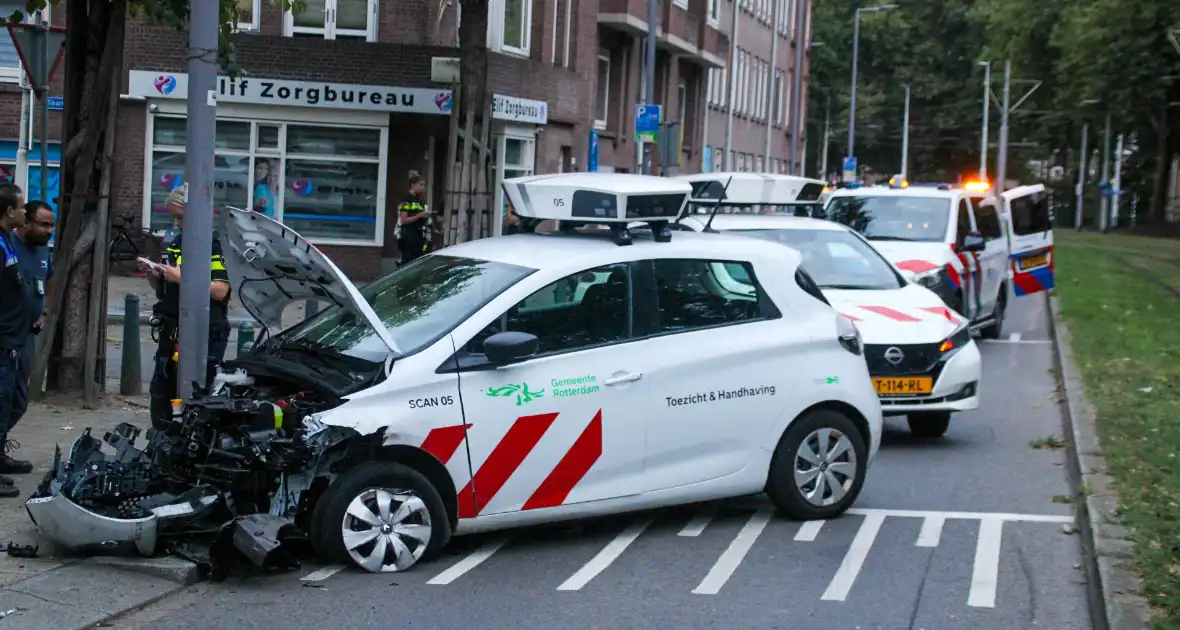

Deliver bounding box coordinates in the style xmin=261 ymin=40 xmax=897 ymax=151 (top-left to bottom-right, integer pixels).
xmin=25 ymin=493 xmax=159 ymax=556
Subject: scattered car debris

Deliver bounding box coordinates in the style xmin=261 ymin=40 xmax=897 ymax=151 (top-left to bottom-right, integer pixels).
xmin=0 ymin=543 xmax=37 ymax=558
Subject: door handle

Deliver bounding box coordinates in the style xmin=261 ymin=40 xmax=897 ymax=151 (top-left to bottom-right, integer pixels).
xmin=604 ymin=372 xmax=642 ymax=386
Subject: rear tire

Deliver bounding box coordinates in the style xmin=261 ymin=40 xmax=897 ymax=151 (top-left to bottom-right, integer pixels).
xmin=765 ymin=408 xmax=868 ymax=520
xmin=312 ymin=461 xmax=452 ymax=572
xmin=980 ymin=285 xmax=1006 ymax=339
xmin=907 ymin=412 xmax=951 ymax=438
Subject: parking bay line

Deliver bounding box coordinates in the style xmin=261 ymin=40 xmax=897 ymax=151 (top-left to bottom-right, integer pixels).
xmin=679 ymin=508 xmax=716 ymax=537
xmin=846 ymin=507 xmax=1074 ymax=523
xmin=692 ymin=509 xmax=773 ymax=595
xmin=821 ymin=511 xmax=886 ymax=601
xmin=968 ymin=518 xmax=1004 ymax=608
xmin=557 ymin=517 xmax=653 ymax=591
xmin=794 ymin=519 xmax=825 ymax=542
xmin=301 ymin=565 xmax=346 ymax=582
xmin=427 ymin=537 xmax=510 ymax=585
xmin=915 ymin=515 xmax=945 ymax=547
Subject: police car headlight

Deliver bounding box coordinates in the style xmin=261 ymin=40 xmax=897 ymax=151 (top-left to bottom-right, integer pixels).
xmin=938 ymin=324 xmax=972 ymax=355
xmin=913 ymin=269 xmax=942 ymax=290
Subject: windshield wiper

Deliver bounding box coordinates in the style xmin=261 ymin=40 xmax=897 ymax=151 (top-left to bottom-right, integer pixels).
xmin=818 ymin=284 xmax=885 ymax=290
xmin=864 ymin=235 xmax=919 ymax=242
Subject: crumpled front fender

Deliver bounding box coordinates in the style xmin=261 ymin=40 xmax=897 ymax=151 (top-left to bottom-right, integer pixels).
xmin=25 ymin=494 xmax=158 ymax=556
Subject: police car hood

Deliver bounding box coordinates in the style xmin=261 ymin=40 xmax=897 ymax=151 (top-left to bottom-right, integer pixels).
xmin=219 ymin=207 xmax=400 ymax=354
xmin=825 ymin=284 xmax=965 ymax=345
xmin=862 ymin=241 xmax=952 ymax=280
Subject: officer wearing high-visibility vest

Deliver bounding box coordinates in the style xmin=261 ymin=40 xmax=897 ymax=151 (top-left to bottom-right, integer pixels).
xmin=140 ymin=185 xmax=232 ymax=429
xmin=395 ymin=172 xmax=433 ymax=265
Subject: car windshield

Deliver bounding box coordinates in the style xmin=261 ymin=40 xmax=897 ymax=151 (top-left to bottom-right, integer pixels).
xmin=272 ymin=254 xmax=535 ymax=361
xmin=824 ymin=195 xmax=951 ymax=242
xmin=732 ymin=228 xmax=904 ymax=291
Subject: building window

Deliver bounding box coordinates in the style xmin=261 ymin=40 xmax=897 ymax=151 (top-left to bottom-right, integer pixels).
xmin=595 ymin=50 xmax=610 ymax=130
xmin=773 ymin=70 xmax=784 ymax=125
xmin=286 ymin=0 xmax=378 ymax=41
xmin=0 ymin=142 xmax=60 ymax=209
xmin=707 ymin=0 xmax=720 ymax=25
xmin=756 ymin=155 xmax=764 ymax=173
xmin=678 ymin=80 xmax=688 ymax=150
xmin=674 ymin=0 xmax=688 ymax=10
xmin=0 ymin=4 xmax=49 ymax=82
xmin=234 ymin=0 xmax=260 ymax=31
xmin=489 ymin=0 xmax=532 ymax=56
xmin=146 ymin=115 xmax=386 ymax=244
xmin=496 ymin=130 xmax=536 ymax=234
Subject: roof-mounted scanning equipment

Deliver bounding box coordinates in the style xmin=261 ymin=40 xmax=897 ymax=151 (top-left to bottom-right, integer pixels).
xmin=677 ymin=172 xmax=827 ymax=219
xmin=502 ymin=173 xmax=692 ymax=246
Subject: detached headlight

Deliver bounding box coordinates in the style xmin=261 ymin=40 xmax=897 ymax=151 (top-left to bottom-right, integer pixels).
xmin=913 ymin=269 xmax=943 ymax=290
xmin=938 ymin=324 xmax=973 ymax=355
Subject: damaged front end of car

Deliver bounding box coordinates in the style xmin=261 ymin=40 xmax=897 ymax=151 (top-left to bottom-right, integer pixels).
xmin=25 ymin=371 xmax=374 ymax=579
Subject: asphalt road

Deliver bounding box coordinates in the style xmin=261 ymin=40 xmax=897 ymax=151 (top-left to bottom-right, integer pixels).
xmin=107 ymin=294 xmax=1089 ymax=630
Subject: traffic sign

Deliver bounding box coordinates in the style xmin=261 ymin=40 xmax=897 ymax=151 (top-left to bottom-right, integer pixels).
xmin=7 ymin=21 xmax=66 ymax=92
xmin=47 ymin=96 xmax=62 ymax=111
xmin=842 ymin=156 xmax=858 ymax=183
xmin=588 ymin=129 xmax=599 ymax=172
xmin=635 ymin=104 xmax=661 ymax=141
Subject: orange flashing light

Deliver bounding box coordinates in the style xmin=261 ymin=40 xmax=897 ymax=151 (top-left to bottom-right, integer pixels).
xmin=964 ymin=180 xmax=990 ymax=192
xmin=938 ymin=339 xmax=954 ymax=353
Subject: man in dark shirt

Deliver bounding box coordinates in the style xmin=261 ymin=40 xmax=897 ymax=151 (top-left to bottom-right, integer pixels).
xmin=141 ymin=187 xmax=232 ymax=429
xmin=0 ymin=184 xmax=30 ymax=497
xmin=396 ymin=172 xmax=432 ymax=265
xmin=10 ymin=200 xmax=54 ymax=437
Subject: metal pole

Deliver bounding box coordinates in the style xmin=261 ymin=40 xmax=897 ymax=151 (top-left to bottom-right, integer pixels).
xmin=763 ymin=0 xmax=780 ymax=167
xmin=788 ymin=0 xmax=806 ymax=173
xmin=847 ymin=9 xmax=861 ymax=161
xmin=35 ymin=11 xmax=47 ymax=201
xmin=120 ymin=293 xmax=142 ymax=396
xmin=178 ymin=0 xmax=219 ymax=400
xmin=1098 ymin=111 xmax=1111 ymax=233
xmin=1112 ymin=133 xmax=1124 ymax=228
xmin=994 ymin=59 xmax=1010 ymax=197
xmin=724 ymin=2 xmax=740 ymax=168
xmin=900 ymin=84 xmax=910 ymax=179
xmin=15 ymin=74 xmax=29 ymax=193
xmin=820 ymin=94 xmax=831 ymax=179
xmin=1074 ymin=124 xmax=1087 ymax=229
xmin=980 ymin=62 xmax=990 ymax=181
xmin=642 ymin=0 xmax=657 ymax=175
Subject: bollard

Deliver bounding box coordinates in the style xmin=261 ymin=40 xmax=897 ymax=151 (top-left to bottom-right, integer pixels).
xmin=236 ymin=321 xmax=255 ymax=357
xmin=304 ymin=299 xmax=319 ymax=321
xmin=120 ymin=293 xmax=142 ymax=396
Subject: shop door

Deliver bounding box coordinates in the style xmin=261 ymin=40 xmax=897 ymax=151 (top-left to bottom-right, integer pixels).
xmin=495 ymin=131 xmax=536 ymax=235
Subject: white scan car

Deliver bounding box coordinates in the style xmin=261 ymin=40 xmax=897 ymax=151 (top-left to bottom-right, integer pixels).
xmin=182 ymin=173 xmax=883 ymax=574
xmin=675 ymin=180 xmax=982 ymax=439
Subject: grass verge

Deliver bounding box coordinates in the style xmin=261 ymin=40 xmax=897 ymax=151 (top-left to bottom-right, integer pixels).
xmin=1054 ymin=231 xmax=1180 ymax=628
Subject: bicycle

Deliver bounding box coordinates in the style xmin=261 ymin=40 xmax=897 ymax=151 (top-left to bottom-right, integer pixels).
xmin=108 ymin=214 xmax=164 ymax=277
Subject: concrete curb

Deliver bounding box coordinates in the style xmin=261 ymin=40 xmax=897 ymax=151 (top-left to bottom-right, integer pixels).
xmin=106 ymin=309 xmax=255 ymax=327
xmin=1047 ymin=294 xmax=1150 ymax=630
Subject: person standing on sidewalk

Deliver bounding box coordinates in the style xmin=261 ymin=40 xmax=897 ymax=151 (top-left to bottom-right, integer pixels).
xmin=9 ymin=200 xmax=55 ymax=439
xmin=395 ymin=172 xmax=433 ymax=265
xmin=0 ymin=184 xmax=31 ymax=497
xmin=140 ymin=186 xmax=232 ymax=430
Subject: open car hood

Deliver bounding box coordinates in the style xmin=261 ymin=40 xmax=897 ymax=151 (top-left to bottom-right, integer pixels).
xmin=219 ymin=207 xmax=400 ymax=354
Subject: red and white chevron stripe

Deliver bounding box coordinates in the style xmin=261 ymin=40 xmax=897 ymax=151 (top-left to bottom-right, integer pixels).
xmin=841 ymin=305 xmax=963 ymax=324
xmin=418 ymin=410 xmax=604 ymax=519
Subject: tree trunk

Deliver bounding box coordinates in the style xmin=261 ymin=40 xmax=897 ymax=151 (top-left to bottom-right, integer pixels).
xmin=31 ymin=0 xmax=127 ymax=399
xmin=458 ymin=0 xmax=489 ymax=118
xmin=1148 ymin=110 xmax=1170 ymax=226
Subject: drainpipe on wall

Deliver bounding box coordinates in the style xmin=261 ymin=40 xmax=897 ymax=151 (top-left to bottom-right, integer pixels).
xmin=723 ymin=1 xmax=740 ymax=169
xmin=763 ymin=0 xmax=780 ymax=170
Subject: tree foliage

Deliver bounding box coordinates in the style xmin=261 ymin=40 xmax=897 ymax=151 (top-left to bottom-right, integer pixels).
xmin=807 ymin=0 xmax=1180 ymax=225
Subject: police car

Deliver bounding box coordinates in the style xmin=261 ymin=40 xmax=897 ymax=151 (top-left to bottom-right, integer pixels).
xmin=822 ymin=178 xmax=1054 ymax=338
xmin=675 ymin=174 xmax=982 ymax=438
xmin=210 ymin=172 xmax=884 ymax=573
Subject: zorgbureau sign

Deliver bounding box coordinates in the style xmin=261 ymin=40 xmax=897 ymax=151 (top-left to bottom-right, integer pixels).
xmin=128 ymin=70 xmax=453 ymax=115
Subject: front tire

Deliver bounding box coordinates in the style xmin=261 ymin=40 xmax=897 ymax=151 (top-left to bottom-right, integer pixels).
xmin=312 ymin=461 xmax=452 ymax=573
xmin=907 ymin=412 xmax=951 ymax=438
xmin=765 ymin=408 xmax=868 ymax=520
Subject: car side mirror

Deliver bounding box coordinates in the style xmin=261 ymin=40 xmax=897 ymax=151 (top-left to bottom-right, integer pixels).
xmin=483 ymin=331 xmax=539 ymax=365
xmin=962 ymin=232 xmax=987 ymax=252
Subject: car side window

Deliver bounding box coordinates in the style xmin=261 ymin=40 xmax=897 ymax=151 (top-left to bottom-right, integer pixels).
xmin=467 ymin=263 xmax=632 ymax=356
xmin=651 ymin=258 xmax=767 ymax=332
xmin=973 ymin=200 xmax=1003 ymax=240
xmin=956 ymin=199 xmax=973 ymax=246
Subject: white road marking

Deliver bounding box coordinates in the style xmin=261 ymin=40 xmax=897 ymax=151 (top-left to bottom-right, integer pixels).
xmin=1008 ymin=332 xmax=1022 ymax=342
xmin=557 ymin=517 xmax=653 ymax=591
xmin=978 ymin=339 xmax=1053 ymax=345
xmin=968 ymin=518 xmax=1005 ymax=608
xmin=794 ymin=519 xmax=825 ymax=542
xmin=821 ymin=511 xmax=886 ymax=601
xmin=915 ymin=515 xmax=945 ymax=547
xmin=300 ymin=565 xmax=345 ymax=581
xmin=427 ymin=537 xmax=510 ymax=585
xmin=692 ymin=509 xmax=773 ymax=595
xmin=679 ymin=508 xmax=715 ymax=537
xmin=846 ymin=507 xmax=1073 ymax=523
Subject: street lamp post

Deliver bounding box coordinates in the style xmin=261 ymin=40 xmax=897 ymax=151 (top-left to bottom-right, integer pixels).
xmin=846 ymin=4 xmax=897 ymax=172
xmin=978 ymin=61 xmax=990 ymax=181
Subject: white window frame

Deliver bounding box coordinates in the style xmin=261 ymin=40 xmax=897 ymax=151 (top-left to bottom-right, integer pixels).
xmin=0 ymin=4 xmax=49 ymax=83
xmin=707 ymin=0 xmax=720 ymax=26
xmin=143 ymin=103 xmax=389 ymax=247
xmin=494 ymin=127 xmax=536 ymax=236
xmin=488 ymin=0 xmax=533 ymax=57
xmin=284 ymin=0 xmax=379 ymax=42
xmin=677 ymin=81 xmax=687 ymax=144
xmin=674 ymin=0 xmax=688 ymax=10
xmin=234 ymin=0 xmax=261 ymax=32
xmin=595 ymin=49 xmax=610 ymax=130
xmin=774 ymin=70 xmax=785 ymax=125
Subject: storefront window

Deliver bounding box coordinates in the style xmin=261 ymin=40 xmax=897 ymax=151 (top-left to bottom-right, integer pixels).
xmin=146 ymin=115 xmax=384 ymax=243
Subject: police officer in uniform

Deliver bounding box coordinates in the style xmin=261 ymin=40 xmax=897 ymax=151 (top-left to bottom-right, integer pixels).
xmin=142 ymin=186 xmax=232 ymax=429
xmin=0 ymin=184 xmax=31 ymax=497
xmin=395 ymin=172 xmax=433 ymax=265
xmin=9 ymin=200 xmax=55 ymax=435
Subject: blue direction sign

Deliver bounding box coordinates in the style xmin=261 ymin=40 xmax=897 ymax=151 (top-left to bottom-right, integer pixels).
xmin=635 ymin=104 xmax=661 ymax=141
xmin=842 ymin=156 xmax=858 ymax=183
xmin=588 ymin=128 xmax=599 ymax=172
xmin=47 ymin=96 xmax=62 ymax=111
